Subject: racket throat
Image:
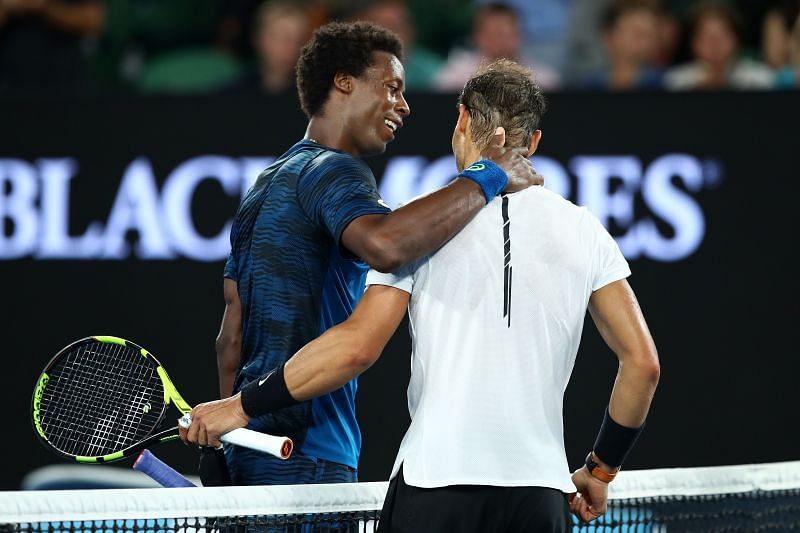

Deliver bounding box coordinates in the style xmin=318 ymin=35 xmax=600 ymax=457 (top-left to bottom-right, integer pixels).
xmin=156 ymin=366 xmax=192 ymax=414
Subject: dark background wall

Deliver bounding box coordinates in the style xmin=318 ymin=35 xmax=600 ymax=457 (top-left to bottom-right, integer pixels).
xmin=1 ymin=91 xmax=797 ymax=489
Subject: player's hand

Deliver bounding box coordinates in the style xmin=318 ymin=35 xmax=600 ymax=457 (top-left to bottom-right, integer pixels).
xmin=480 ymin=127 xmax=543 ymax=193
xmin=178 ymin=393 xmax=250 ymax=448
xmin=569 ymin=466 xmax=609 ymax=523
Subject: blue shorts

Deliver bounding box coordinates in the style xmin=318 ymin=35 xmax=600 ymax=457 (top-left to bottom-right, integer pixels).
xmin=225 ymin=444 xmax=357 ymax=485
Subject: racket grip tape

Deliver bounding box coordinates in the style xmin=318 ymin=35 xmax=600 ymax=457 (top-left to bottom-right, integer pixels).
xmin=220 ymin=428 xmax=293 ymax=460
xmin=134 ymin=449 xmax=197 ymax=487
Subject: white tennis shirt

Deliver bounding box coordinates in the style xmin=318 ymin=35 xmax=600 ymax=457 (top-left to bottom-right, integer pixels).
xmin=366 ymin=186 xmax=631 ymax=491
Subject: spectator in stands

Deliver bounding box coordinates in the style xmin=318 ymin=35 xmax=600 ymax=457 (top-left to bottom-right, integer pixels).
xmin=0 ymin=0 xmax=105 ymax=92
xmin=482 ymin=0 xmax=573 ymax=73
xmin=585 ymin=0 xmax=663 ymax=90
xmin=435 ymin=2 xmax=560 ymax=91
xmin=92 ymin=0 xmax=241 ymax=93
xmin=649 ymin=3 xmax=680 ymax=69
xmin=216 ymin=0 xmax=262 ymax=60
xmin=564 ymin=0 xmax=611 ymax=87
xmin=664 ymin=1 xmax=774 ymax=90
xmin=350 ymin=0 xmax=442 ymax=91
xmin=778 ymin=11 xmax=800 ymax=88
xmin=404 ymin=0 xmax=472 ymax=60
xmin=762 ymin=1 xmax=800 ymax=88
xmin=225 ymin=0 xmax=310 ymax=94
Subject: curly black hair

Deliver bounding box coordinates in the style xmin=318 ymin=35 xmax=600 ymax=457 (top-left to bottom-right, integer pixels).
xmin=296 ymin=21 xmax=403 ymax=118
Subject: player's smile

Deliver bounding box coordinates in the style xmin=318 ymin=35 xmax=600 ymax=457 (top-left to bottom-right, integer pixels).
xmin=351 ymin=51 xmax=408 ymax=154
xmin=382 ymin=115 xmax=402 ymax=140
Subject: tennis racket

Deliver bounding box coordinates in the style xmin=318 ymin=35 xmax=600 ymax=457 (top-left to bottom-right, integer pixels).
xmin=31 ymin=335 xmax=293 ymax=463
xmin=134 ymin=449 xmax=197 ymax=487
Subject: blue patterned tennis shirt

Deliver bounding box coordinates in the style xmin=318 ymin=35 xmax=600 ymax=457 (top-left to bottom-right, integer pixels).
xmin=223 ymin=139 xmax=390 ymax=469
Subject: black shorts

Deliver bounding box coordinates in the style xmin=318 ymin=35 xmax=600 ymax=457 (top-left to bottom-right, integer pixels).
xmin=377 ymin=467 xmax=570 ymax=533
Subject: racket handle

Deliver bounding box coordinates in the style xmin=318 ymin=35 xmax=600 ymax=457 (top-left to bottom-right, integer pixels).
xmin=134 ymin=449 xmax=197 ymax=488
xmin=220 ymin=428 xmax=293 ymax=460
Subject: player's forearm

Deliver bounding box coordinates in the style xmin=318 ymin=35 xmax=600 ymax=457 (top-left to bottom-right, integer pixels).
xmin=216 ymin=279 xmax=242 ymax=398
xmin=217 ymin=362 xmax=237 ymax=399
xmin=283 ymin=322 xmax=380 ymax=401
xmin=362 ymin=179 xmax=485 ymax=272
xmin=588 ymin=280 xmax=660 ymax=428
xmin=215 ymin=334 xmax=241 ymax=398
xmin=607 ymin=354 xmax=660 ymax=428
xmin=239 ymin=286 xmax=407 ymax=417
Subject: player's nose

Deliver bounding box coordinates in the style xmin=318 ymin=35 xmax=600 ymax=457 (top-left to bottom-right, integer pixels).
xmin=396 ymin=92 xmax=410 ymax=117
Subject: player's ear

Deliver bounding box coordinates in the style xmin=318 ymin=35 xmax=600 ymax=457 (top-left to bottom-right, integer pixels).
xmin=456 ymin=104 xmax=470 ymax=134
xmin=526 ymin=130 xmax=542 ymax=156
xmin=333 ymin=72 xmax=354 ymax=94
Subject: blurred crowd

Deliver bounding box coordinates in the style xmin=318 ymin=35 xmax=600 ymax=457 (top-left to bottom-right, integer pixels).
xmin=0 ymin=0 xmax=798 ymax=94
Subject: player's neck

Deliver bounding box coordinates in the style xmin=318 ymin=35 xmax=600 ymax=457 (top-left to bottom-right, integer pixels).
xmin=463 ymin=144 xmax=482 ymax=168
xmin=304 ymin=118 xmax=359 ymax=156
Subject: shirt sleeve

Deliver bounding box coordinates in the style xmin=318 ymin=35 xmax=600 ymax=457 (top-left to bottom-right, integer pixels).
xmin=366 ymin=262 xmax=417 ymax=295
xmin=297 ymin=152 xmax=391 ymax=249
xmin=223 ymin=253 xmax=238 ymax=281
xmin=589 ymin=214 xmax=631 ymax=291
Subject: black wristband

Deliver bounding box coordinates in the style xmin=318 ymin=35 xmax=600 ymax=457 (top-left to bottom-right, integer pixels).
xmin=592 ymin=408 xmax=644 ymax=468
xmin=239 ymin=364 xmax=298 ymax=418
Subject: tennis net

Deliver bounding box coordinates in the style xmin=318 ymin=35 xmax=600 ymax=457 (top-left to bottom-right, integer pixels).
xmin=1 ymin=461 xmax=799 ymax=532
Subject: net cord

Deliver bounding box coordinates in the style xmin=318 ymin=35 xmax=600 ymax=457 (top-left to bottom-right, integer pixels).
xmin=606 ymin=459 xmax=800 ymax=499
xmin=0 ymin=481 xmax=388 ymax=523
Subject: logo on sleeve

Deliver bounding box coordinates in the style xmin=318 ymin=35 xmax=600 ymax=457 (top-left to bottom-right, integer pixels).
xmin=377 ymin=199 xmax=390 ymax=209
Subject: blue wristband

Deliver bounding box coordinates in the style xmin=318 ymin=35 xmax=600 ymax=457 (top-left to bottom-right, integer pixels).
xmin=457 ymin=159 xmax=508 ymax=204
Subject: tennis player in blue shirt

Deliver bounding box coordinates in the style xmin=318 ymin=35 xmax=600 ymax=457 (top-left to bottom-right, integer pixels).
xmin=197 ymin=21 xmax=542 ymax=486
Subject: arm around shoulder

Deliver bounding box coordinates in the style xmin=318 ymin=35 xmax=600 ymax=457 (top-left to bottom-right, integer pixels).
xmin=283 ymin=283 xmax=410 ymax=400
xmin=341 ymin=179 xmax=485 ymax=272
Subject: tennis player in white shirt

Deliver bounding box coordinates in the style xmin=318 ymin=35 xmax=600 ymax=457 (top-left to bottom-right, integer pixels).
xmin=182 ymin=59 xmax=660 ymax=532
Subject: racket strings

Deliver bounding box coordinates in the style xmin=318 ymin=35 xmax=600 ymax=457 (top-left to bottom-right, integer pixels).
xmin=39 ymin=341 xmax=165 ymax=457
xmin=112 ymin=348 xmax=163 ymax=452
xmin=81 ymin=344 xmax=143 ymax=456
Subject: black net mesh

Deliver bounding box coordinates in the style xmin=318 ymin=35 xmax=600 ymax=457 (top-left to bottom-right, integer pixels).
xmin=0 ymin=510 xmax=380 ymax=533
xmin=573 ymin=488 xmax=800 ymax=532
xmin=5 ymin=490 xmax=800 ymax=532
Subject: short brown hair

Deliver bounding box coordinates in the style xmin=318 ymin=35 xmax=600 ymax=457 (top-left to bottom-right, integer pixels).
xmin=458 ymin=59 xmax=547 ymax=151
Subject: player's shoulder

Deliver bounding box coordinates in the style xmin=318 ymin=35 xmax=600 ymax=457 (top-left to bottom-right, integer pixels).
xmin=512 ymin=186 xmax=581 ymax=214
xmin=306 ymin=149 xmax=373 ymax=179
xmin=509 ymin=186 xmax=603 ymax=231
